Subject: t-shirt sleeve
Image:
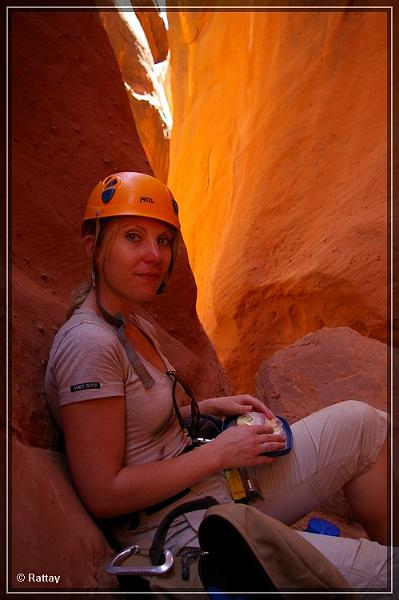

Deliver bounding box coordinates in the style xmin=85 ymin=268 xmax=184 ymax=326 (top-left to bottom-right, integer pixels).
xmin=51 ymin=323 xmax=127 ymax=406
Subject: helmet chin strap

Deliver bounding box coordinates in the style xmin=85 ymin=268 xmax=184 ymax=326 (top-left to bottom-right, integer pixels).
xmin=90 ymin=215 xmax=101 ymax=291
xmin=94 ymin=214 xmax=101 ymax=249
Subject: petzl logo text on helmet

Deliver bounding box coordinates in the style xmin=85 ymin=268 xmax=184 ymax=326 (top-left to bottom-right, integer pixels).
xmin=140 ymin=196 xmax=155 ymax=204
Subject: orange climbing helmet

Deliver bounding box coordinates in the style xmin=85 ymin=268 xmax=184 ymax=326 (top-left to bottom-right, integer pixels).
xmin=83 ymin=171 xmax=181 ymax=231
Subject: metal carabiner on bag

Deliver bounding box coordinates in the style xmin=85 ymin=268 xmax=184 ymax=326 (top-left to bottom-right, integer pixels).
xmin=106 ymin=544 xmax=174 ymax=576
xmin=191 ymin=437 xmax=214 ymax=446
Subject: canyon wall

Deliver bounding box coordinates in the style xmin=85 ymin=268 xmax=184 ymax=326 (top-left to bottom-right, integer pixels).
xmin=10 ymin=6 xmax=391 ymax=590
xmin=99 ymin=9 xmax=171 ymax=182
xmin=11 ymin=8 xmax=230 ymax=591
xmin=167 ymin=10 xmax=388 ymax=393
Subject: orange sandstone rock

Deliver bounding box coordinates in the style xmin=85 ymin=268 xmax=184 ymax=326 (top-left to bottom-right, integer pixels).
xmin=11 ymin=9 xmax=230 ymax=589
xmin=256 ymin=326 xmax=388 ymax=539
xmin=99 ymin=9 xmax=171 ymax=181
xmin=11 ymin=438 xmax=115 ymax=590
xmin=256 ymin=326 xmax=387 ymax=425
xmin=167 ymin=10 xmax=388 ymax=393
xmin=11 ymin=9 xmax=148 ymax=588
xmin=135 ymin=8 xmax=168 ymax=64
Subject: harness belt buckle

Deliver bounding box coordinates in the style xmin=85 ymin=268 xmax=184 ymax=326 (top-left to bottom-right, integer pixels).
xmin=106 ymin=545 xmax=174 ymax=576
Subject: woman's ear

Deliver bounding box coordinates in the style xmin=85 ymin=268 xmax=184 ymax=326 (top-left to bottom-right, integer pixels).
xmin=83 ymin=234 xmax=95 ymax=257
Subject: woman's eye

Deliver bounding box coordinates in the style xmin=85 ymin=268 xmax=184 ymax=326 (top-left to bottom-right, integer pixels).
xmin=126 ymin=232 xmax=140 ymax=242
xmin=159 ymin=237 xmax=172 ymax=246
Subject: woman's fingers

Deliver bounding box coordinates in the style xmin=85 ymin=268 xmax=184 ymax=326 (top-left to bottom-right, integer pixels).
xmin=260 ymin=440 xmax=286 ymax=452
xmin=238 ymin=395 xmax=274 ymax=419
xmin=208 ymin=394 xmax=277 ymax=420
xmin=255 ymin=428 xmax=286 ymax=454
xmin=256 ymin=429 xmax=286 ymax=446
xmin=213 ymin=420 xmax=286 ymax=469
xmin=253 ymin=424 xmax=284 ymax=437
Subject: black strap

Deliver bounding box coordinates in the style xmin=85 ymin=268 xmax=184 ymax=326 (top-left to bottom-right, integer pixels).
xmin=145 ymin=487 xmax=191 ymax=516
xmin=115 ymin=313 xmax=155 ymax=389
xmin=95 ymin=294 xmax=121 ymax=329
xmin=98 ymin=476 xmax=194 ymax=536
xmin=167 ymin=373 xmax=190 ymax=435
xmin=95 ymin=293 xmax=155 ymax=389
xmin=149 ymin=497 xmax=219 ymax=566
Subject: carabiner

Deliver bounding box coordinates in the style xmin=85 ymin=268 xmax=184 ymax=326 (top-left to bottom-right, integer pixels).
xmin=106 ymin=544 xmax=174 ymax=576
xmin=192 ymin=437 xmax=214 ymax=445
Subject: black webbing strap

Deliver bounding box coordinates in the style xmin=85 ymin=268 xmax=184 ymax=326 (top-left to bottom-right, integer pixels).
xmin=145 ymin=487 xmax=191 ymax=516
xmin=98 ymin=486 xmax=192 ymax=535
xmin=149 ymin=496 xmax=219 ymax=566
xmin=115 ymin=313 xmax=155 ymax=389
xmin=167 ymin=373 xmax=189 ymax=434
xmin=95 ymin=293 xmax=155 ymax=389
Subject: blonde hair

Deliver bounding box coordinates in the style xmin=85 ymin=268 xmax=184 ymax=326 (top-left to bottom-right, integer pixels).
xmin=66 ymin=281 xmax=92 ymax=320
xmin=65 ymin=218 xmax=120 ymax=320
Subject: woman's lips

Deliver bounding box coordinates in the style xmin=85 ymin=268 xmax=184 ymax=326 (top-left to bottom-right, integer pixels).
xmin=135 ymin=272 xmax=162 ymax=281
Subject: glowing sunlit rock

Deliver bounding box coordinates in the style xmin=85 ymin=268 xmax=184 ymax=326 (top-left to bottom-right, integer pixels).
xmin=135 ymin=8 xmax=168 ymax=63
xmin=167 ymin=10 xmax=388 ymax=393
xmin=99 ymin=9 xmax=171 ymax=181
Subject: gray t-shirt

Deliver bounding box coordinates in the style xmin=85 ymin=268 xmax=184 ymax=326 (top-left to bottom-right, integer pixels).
xmin=45 ymin=307 xmax=188 ymax=464
xmin=45 ymin=306 xmax=231 ymax=550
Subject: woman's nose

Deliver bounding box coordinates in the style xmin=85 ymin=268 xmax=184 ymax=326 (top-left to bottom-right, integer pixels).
xmin=143 ymin=239 xmax=162 ymax=262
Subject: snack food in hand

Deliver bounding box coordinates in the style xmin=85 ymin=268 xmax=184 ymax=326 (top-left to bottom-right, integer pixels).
xmin=236 ymin=412 xmax=285 ymax=437
xmin=222 ymin=412 xmax=293 ymax=457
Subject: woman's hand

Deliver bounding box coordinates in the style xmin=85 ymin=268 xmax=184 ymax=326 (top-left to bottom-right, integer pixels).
xmin=200 ymin=394 xmax=275 ymax=419
xmin=209 ymin=423 xmax=287 ymax=469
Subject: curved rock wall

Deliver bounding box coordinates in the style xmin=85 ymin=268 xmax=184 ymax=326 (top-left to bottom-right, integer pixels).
xmin=167 ymin=10 xmax=388 ymax=393
xmin=11 ymin=8 xmax=230 ymax=590
xmin=135 ymin=8 xmax=168 ymax=64
xmin=99 ymin=9 xmax=171 ymax=182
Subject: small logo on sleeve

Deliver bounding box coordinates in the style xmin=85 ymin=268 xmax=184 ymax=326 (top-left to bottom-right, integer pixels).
xmin=70 ymin=382 xmax=101 ymax=393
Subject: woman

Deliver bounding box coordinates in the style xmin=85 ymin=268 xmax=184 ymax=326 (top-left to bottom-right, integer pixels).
xmin=45 ymin=172 xmax=390 ymax=591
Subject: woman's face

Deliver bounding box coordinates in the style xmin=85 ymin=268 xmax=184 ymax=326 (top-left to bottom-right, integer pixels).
xmin=95 ymin=216 xmax=174 ymax=311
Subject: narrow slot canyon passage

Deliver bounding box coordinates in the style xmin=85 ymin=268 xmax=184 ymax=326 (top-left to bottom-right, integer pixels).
xmin=9 ymin=4 xmax=392 ymax=593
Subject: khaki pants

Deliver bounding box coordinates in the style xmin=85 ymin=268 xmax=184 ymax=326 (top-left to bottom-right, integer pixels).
xmin=247 ymin=400 xmax=390 ymax=590
xmin=117 ymin=401 xmax=392 ymax=592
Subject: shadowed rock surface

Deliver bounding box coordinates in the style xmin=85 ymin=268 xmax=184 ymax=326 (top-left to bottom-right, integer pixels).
xmin=11 ymin=8 xmax=230 ymax=590
xmin=256 ymin=326 xmax=387 ymax=423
